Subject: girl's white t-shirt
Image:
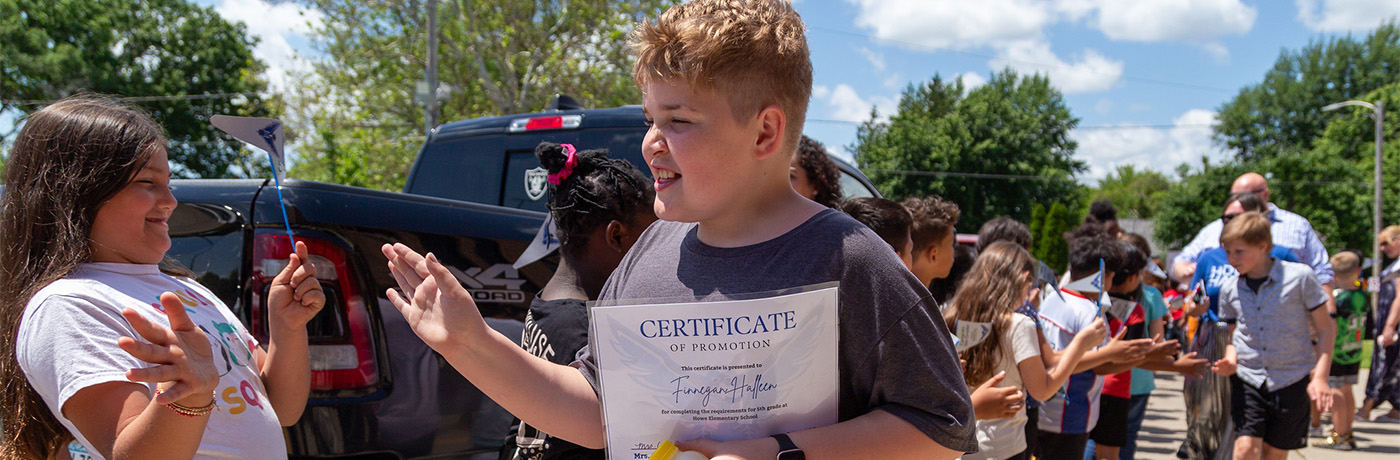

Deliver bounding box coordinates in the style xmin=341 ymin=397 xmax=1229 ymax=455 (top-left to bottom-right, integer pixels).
xmin=16 ymin=263 xmax=287 ymax=460
xmin=961 ymin=314 xmax=1040 ymax=460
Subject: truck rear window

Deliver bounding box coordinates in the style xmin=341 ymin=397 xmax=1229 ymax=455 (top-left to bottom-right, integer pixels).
xmin=413 ymin=127 xmax=649 ymax=211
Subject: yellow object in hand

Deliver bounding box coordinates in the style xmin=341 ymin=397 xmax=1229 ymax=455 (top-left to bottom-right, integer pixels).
xmin=648 ymin=441 xmax=709 ymax=460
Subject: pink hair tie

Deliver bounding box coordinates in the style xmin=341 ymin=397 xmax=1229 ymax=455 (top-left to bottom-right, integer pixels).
xmin=546 ymin=144 xmax=578 ymax=185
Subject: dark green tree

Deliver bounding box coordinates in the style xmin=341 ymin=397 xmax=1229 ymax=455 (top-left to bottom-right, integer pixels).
xmin=853 ymin=69 xmax=1086 ymax=231
xmin=288 ymin=0 xmax=674 ymax=191
xmin=0 ymin=0 xmax=277 ymax=178
xmin=1214 ymin=21 xmax=1400 ymax=161
xmin=1031 ymin=201 xmax=1077 ymax=271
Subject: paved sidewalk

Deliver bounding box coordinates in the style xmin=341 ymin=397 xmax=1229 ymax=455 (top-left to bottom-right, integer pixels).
xmin=1135 ymin=371 xmax=1400 ymax=459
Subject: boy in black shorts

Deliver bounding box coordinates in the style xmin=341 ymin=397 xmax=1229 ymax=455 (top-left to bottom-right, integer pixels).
xmin=1211 ymin=212 xmax=1336 ymax=460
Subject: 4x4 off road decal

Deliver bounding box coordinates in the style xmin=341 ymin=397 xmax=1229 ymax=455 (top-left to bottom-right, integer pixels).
xmin=525 ymin=167 xmax=548 ymax=201
xmin=447 ymin=263 xmax=529 ymax=303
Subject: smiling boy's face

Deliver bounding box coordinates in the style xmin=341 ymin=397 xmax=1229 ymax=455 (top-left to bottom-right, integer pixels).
xmin=641 ymin=79 xmax=764 ymax=223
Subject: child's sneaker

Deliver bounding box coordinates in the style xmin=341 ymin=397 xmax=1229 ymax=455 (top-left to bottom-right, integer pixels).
xmin=1313 ymin=432 xmax=1357 ymax=451
xmin=1308 ymin=424 xmax=1328 ymax=438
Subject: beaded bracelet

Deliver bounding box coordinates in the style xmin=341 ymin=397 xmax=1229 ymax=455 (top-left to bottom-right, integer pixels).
xmin=155 ymin=388 xmax=218 ymax=417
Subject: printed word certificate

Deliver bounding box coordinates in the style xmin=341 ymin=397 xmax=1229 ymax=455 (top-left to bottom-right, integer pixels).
xmin=590 ymin=285 xmax=839 ymax=460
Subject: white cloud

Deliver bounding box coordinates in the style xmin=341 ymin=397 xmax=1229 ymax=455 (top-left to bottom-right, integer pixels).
xmin=849 ymin=0 xmax=1055 ymax=50
xmin=1073 ymin=109 xmax=1228 ymax=182
xmin=1296 ymin=0 xmax=1400 ymax=32
xmin=213 ymin=0 xmax=324 ymax=91
xmin=856 ymin=47 xmax=886 ymax=72
xmin=1090 ymin=0 xmax=1256 ymax=42
xmin=813 ymin=84 xmax=898 ymax=124
xmin=991 ymin=41 xmax=1124 ymax=94
xmin=960 ymin=72 xmax=987 ymax=92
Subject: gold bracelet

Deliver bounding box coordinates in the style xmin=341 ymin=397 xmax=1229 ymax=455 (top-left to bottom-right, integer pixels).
xmin=156 ymin=388 xmax=218 ymax=417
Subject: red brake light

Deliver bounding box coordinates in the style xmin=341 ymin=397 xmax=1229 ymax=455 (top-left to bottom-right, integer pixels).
xmin=252 ymin=234 xmax=378 ymax=391
xmin=508 ymin=114 xmax=582 ymax=132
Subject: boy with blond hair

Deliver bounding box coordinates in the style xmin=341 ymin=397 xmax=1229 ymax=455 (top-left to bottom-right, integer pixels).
xmin=1211 ymin=212 xmax=1336 ymax=460
xmin=378 ymin=1 xmax=976 ymax=459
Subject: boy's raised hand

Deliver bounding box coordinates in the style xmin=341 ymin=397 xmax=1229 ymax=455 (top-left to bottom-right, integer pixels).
xmin=1171 ymin=352 xmax=1210 ymax=376
xmin=118 ymin=293 xmax=219 ymax=406
xmin=1072 ymin=317 xmax=1108 ymax=351
xmin=1146 ymin=332 xmax=1181 ymax=360
xmin=1101 ymin=324 xmax=1152 ymax=362
xmin=268 ymin=240 xmax=326 ymax=328
xmin=1211 ymin=353 xmax=1237 ymax=376
xmin=381 ymin=243 xmax=487 ymax=351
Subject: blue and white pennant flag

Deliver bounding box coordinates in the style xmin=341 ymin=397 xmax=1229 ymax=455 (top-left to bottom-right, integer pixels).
xmin=210 ymin=115 xmax=295 ymax=248
xmin=1063 ymin=259 xmax=1108 ymax=315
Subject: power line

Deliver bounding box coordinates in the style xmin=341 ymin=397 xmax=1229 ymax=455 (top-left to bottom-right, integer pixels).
xmin=806 ymin=26 xmax=1234 ymax=93
xmin=863 ymin=168 xmax=1373 ymax=186
xmin=864 ymin=169 xmax=1063 ymax=181
xmin=808 ymin=118 xmax=1217 ymax=130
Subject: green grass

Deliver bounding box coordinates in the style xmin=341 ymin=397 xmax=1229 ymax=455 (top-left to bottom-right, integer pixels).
xmin=1361 ymin=340 xmax=1373 ymax=369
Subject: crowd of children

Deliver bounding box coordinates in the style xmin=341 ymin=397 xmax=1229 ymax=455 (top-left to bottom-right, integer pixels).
xmin=4 ymin=1 xmax=1399 ymax=460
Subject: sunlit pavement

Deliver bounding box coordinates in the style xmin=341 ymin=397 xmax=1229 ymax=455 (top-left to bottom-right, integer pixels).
xmin=1133 ymin=371 xmax=1400 ymax=459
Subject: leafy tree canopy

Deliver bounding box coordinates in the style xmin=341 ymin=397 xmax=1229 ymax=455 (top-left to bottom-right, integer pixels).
xmin=288 ymin=0 xmax=674 ymax=190
xmin=853 ymin=69 xmax=1086 ymax=231
xmin=1214 ymin=21 xmax=1400 ymax=162
xmin=1089 ymin=165 xmax=1173 ymax=220
xmin=0 ymin=0 xmax=277 ymax=178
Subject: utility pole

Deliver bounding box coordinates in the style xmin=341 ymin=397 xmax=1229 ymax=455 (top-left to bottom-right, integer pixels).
xmin=1323 ymin=99 xmax=1385 ymax=306
xmin=424 ymin=0 xmax=439 ymax=136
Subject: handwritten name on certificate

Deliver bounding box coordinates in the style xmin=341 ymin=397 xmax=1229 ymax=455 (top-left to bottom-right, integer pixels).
xmin=590 ymin=286 xmax=840 ymax=460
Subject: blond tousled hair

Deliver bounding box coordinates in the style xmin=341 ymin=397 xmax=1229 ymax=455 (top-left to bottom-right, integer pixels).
xmin=1331 ymin=251 xmax=1361 ymax=274
xmin=632 ymin=0 xmax=812 ymax=155
xmin=1220 ymin=211 xmax=1271 ymax=248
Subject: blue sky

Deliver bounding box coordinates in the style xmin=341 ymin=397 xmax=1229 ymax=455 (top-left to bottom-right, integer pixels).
xmin=130 ymin=1 xmax=1400 ymax=183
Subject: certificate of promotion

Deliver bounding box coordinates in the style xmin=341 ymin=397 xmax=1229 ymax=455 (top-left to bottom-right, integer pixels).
xmin=589 ymin=284 xmax=840 ymax=460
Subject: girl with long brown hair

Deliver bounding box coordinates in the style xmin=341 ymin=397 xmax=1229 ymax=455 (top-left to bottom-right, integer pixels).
xmin=945 ymin=241 xmax=1106 ymax=460
xmin=1 ymin=96 xmax=324 ymax=459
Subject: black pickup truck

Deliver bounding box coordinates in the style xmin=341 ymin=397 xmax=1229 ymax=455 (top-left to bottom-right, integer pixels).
xmin=166 ymin=98 xmax=879 ymax=459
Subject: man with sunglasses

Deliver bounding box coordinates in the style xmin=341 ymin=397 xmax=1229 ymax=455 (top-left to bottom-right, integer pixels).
xmin=1172 ymin=173 xmax=1334 ymax=294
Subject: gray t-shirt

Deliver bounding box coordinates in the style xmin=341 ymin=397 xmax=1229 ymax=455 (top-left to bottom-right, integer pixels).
xmin=1218 ymin=258 xmax=1330 ymax=391
xmin=576 ymin=210 xmax=976 ymax=452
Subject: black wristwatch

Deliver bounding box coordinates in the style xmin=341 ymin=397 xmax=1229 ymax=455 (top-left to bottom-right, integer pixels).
xmin=772 ymin=433 xmax=805 ymax=460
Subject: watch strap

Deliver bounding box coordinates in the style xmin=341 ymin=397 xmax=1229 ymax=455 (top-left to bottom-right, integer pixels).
xmin=771 ymin=433 xmax=804 ymax=460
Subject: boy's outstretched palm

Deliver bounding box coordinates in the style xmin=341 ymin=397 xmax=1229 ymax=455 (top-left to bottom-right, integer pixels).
xmin=1211 ymin=355 xmax=1237 ymax=376
xmin=381 ymin=243 xmax=487 ymax=351
xmin=1101 ymin=324 xmax=1152 ymax=362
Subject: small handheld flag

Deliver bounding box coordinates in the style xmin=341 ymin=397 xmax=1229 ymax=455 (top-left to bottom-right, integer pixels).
xmin=953 ymin=320 xmax=993 ymax=353
xmin=513 ymin=214 xmax=561 ymax=269
xmin=210 ymin=115 xmax=295 ymax=249
xmin=1096 ymin=258 xmax=1106 ymax=315
xmin=1064 ymin=259 xmax=1107 ymax=316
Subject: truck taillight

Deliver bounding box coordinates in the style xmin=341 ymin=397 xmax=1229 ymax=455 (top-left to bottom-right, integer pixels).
xmin=252 ymin=234 xmax=378 ymax=391
xmin=508 ymin=114 xmax=582 ymax=132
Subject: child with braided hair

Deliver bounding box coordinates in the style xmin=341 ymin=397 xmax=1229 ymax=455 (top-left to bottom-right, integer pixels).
xmin=508 ymin=142 xmax=656 ymax=460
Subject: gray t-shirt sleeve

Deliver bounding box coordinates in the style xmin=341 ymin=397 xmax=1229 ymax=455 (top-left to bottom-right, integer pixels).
xmin=1300 ymin=266 xmax=1330 ymax=311
xmin=17 ymin=295 xmax=150 ymax=410
xmin=856 ymin=297 xmax=977 ymax=452
xmin=1218 ymin=279 xmax=1239 ymax=322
